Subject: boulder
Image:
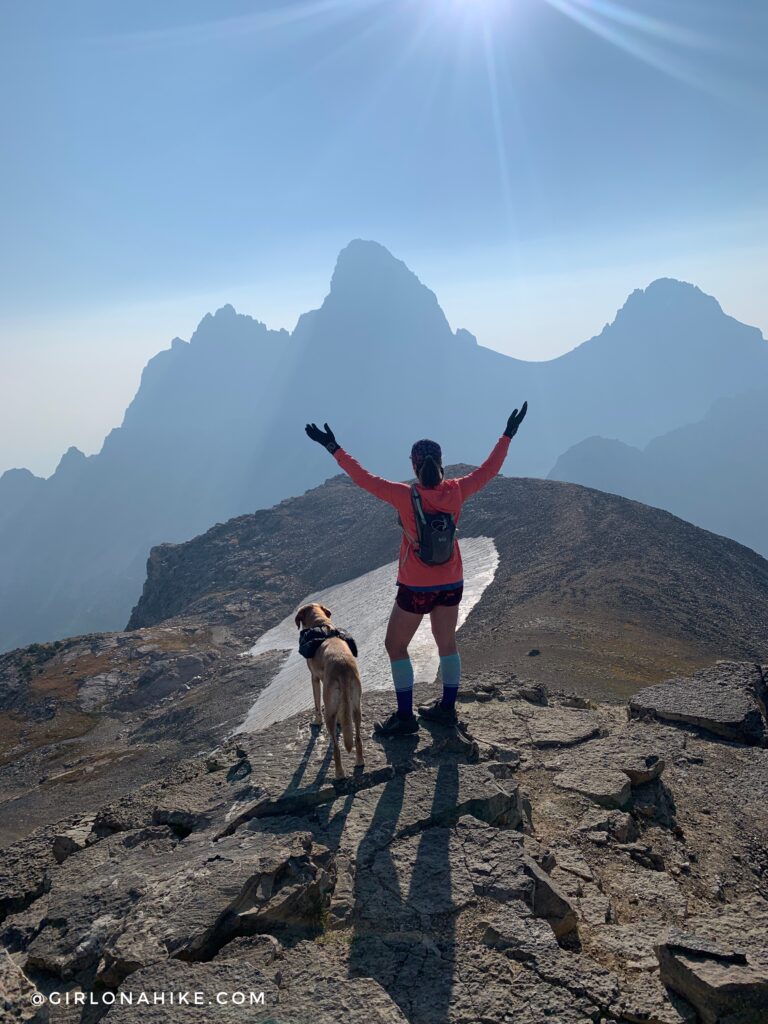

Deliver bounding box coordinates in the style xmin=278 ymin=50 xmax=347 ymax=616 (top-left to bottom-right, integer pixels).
xmin=352 ymin=815 xmax=577 ymax=941
xmin=51 ymin=816 xmax=95 ymax=864
xmin=520 ymin=855 xmax=579 ymax=939
xmin=25 ymin=825 xmax=331 ymax=986
xmin=553 ymin=768 xmax=632 ymax=809
xmin=656 ymin=930 xmax=768 ymax=1024
xmin=527 ymin=706 xmax=603 ymax=748
xmin=456 ymin=816 xmax=578 ymax=938
xmin=0 ymin=824 xmax=64 ymax=923
xmin=350 ymin=933 xmax=602 ymax=1024
xmin=593 ymin=921 xmax=667 ymax=971
xmin=630 ymin=663 xmax=767 ymax=746
xmin=576 ymin=808 xmax=639 ymax=843
xmin=551 ymin=845 xmax=594 ymax=882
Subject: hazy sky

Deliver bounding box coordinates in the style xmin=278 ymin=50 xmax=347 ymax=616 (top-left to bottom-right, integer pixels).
xmin=1 ymin=0 xmax=767 ymax=477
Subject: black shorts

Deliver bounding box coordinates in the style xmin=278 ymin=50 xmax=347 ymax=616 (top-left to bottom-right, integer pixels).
xmin=396 ymin=583 xmax=464 ymax=615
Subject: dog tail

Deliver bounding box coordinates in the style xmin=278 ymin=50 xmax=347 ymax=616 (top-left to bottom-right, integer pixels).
xmin=339 ymin=684 xmax=354 ymax=753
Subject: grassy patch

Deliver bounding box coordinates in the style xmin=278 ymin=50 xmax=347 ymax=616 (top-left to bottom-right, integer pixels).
xmin=138 ymin=627 xmax=210 ymax=653
xmin=29 ymin=650 xmax=114 ymax=701
xmin=0 ymin=708 xmax=97 ymax=767
xmin=0 ymin=711 xmax=24 ymax=760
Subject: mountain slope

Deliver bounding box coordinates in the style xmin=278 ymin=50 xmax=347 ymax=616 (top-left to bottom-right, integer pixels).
xmin=3 ymin=470 xmax=768 ymax=847
xmin=1 ymin=240 xmax=766 ymax=651
xmin=129 ymin=470 xmax=768 ymax=698
xmin=549 ymin=390 xmax=768 ymax=558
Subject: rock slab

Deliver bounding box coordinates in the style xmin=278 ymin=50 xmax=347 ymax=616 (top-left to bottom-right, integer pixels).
xmin=630 ymin=662 xmax=767 ymax=746
xmin=656 ymin=930 xmax=768 ymax=1024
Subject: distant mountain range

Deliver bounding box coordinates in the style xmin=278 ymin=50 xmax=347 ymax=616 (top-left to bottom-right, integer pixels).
xmin=1 ymin=239 xmax=766 ymax=651
xmin=549 ymin=390 xmax=768 ymax=558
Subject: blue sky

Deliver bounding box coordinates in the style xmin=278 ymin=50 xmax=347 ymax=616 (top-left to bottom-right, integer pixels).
xmin=1 ymin=0 xmax=767 ymax=475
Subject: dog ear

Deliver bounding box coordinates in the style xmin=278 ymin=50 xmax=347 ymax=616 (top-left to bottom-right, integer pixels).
xmin=295 ymin=606 xmax=308 ymax=629
xmin=319 ymin=605 xmax=332 ymax=619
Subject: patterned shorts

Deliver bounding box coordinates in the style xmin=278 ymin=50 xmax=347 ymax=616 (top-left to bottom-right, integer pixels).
xmin=396 ymin=583 xmax=464 ymax=615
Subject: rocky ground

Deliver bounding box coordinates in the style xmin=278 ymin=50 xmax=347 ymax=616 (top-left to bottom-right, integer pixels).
xmin=2 ymin=662 xmax=766 ymax=1024
xmin=0 ymin=625 xmax=278 ymax=846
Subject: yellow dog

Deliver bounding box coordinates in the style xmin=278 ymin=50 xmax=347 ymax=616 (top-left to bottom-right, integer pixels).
xmin=295 ymin=603 xmax=364 ymax=779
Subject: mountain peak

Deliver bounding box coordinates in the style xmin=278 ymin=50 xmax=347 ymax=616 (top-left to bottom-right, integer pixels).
xmin=0 ymin=466 xmax=40 ymax=484
xmin=297 ymin=239 xmax=452 ymax=345
xmin=189 ymin=304 xmax=271 ymax=348
xmin=329 ymin=239 xmax=424 ymax=296
xmin=54 ymin=446 xmax=87 ymax=476
xmin=616 ymin=278 xmax=723 ymax=325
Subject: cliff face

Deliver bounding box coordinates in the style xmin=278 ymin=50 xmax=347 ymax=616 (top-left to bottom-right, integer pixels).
xmin=2 ymin=666 xmax=767 ymax=1024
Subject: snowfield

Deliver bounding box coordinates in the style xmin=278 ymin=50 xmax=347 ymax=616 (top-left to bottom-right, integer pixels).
xmin=237 ymin=536 xmax=499 ymax=732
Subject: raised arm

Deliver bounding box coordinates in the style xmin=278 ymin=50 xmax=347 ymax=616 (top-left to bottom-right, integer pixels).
xmin=305 ymin=422 xmax=408 ymax=507
xmin=457 ymin=402 xmax=528 ymax=502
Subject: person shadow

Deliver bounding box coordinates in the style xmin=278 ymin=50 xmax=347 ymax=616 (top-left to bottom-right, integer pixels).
xmin=348 ymin=729 xmax=459 ymax=1024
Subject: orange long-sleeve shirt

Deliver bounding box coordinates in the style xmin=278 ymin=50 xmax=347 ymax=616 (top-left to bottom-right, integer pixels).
xmin=333 ymin=435 xmax=511 ymax=589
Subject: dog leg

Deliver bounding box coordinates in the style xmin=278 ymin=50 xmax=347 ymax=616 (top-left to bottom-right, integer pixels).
xmin=353 ymin=702 xmax=364 ymax=767
xmin=311 ymin=675 xmax=323 ymax=727
xmin=326 ymin=712 xmax=344 ymax=779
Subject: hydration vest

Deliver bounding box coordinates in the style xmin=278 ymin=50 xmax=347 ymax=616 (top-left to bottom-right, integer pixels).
xmin=406 ymin=484 xmax=457 ymax=566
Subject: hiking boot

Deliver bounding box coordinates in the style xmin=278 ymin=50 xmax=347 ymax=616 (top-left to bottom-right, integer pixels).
xmin=417 ymin=698 xmax=458 ymax=726
xmin=373 ymin=712 xmax=419 ymax=737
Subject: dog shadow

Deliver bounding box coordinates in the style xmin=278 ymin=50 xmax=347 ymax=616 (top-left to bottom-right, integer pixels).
xmin=283 ymin=726 xmax=322 ymax=794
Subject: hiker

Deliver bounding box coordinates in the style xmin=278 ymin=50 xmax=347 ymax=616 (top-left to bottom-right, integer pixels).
xmin=305 ymin=404 xmax=528 ymax=736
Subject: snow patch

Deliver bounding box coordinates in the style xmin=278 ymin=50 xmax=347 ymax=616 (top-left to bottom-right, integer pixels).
xmin=236 ymin=536 xmax=498 ymax=733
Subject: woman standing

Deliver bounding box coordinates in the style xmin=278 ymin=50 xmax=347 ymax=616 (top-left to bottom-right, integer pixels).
xmin=305 ymin=403 xmax=527 ymax=736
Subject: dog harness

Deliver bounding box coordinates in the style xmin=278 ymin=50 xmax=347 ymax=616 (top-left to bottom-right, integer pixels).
xmin=298 ymin=626 xmax=358 ymax=660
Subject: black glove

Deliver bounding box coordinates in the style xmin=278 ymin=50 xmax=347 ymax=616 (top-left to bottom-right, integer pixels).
xmin=305 ymin=422 xmax=340 ymax=454
xmin=504 ymin=401 xmax=528 ymax=439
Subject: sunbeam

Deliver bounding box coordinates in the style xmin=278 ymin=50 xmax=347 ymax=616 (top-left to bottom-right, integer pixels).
xmin=540 ymin=0 xmax=734 ymax=96
xmin=480 ymin=18 xmax=516 ymax=234
xmin=97 ymin=0 xmax=390 ymax=49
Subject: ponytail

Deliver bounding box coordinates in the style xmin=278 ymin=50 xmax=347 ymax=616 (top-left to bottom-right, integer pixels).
xmin=417 ymin=455 xmax=443 ymax=489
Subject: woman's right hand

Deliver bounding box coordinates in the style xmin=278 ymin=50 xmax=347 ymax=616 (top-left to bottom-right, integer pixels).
xmin=305 ymin=422 xmax=340 ymax=454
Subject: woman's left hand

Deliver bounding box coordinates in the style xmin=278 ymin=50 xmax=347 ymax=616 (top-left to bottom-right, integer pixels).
xmin=504 ymin=401 xmax=528 ymax=438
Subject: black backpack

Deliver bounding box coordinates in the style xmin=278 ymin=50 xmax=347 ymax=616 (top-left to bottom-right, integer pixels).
xmin=407 ymin=485 xmax=456 ymax=566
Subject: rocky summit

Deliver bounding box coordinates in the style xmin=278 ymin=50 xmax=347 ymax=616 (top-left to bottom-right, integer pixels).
xmin=1 ymin=468 xmax=768 ymax=1023
xmin=2 ymin=666 xmax=767 ymax=1024
xmin=4 ymin=471 xmax=768 ymax=847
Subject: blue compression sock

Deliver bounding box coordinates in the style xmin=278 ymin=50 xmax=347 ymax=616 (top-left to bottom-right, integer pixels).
xmin=390 ymin=658 xmax=414 ymax=718
xmin=440 ymin=653 xmax=461 ymax=709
